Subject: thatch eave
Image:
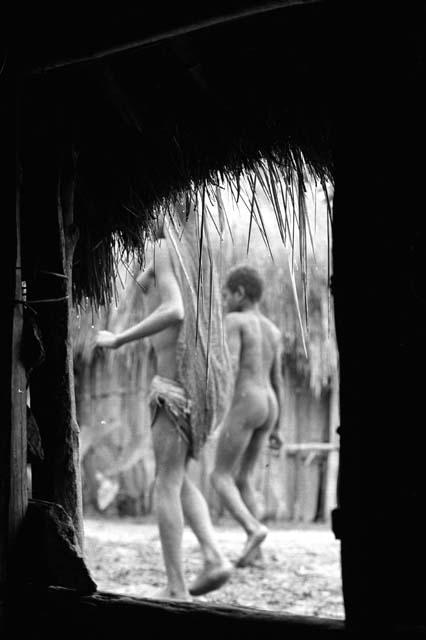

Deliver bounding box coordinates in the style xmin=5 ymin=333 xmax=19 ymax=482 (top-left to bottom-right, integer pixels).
xmin=18 ymin=0 xmax=335 ymax=306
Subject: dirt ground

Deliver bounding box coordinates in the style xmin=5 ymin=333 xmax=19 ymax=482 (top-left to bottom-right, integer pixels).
xmin=84 ymin=516 xmax=344 ymax=619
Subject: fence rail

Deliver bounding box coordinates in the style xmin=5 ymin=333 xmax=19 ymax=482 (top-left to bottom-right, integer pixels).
xmin=284 ymin=443 xmax=339 ymax=453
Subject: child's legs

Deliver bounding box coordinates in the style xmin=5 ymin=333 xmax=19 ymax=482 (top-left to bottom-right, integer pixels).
xmin=236 ymin=427 xmax=269 ymax=519
xmin=211 ymin=403 xmax=261 ymax=535
xmin=236 ymin=392 xmax=278 ymax=518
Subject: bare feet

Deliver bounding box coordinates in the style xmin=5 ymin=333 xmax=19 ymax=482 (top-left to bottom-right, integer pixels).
xmin=149 ymin=586 xmax=192 ymax=602
xmin=189 ymin=560 xmax=233 ymax=596
xmin=235 ymin=525 xmax=268 ymax=568
xmin=237 ymin=543 xmax=265 ymax=567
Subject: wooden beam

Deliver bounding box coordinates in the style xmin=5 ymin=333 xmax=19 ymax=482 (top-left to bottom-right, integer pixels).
xmin=9 ymin=585 xmax=347 ymax=636
xmin=32 ymin=1 xmax=323 ymax=74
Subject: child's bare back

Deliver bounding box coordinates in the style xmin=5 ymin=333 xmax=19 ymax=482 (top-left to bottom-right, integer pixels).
xmin=227 ymin=310 xmax=280 ymax=430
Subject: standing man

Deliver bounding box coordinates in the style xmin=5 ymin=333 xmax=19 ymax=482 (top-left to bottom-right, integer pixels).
xmin=211 ymin=264 xmax=284 ymax=567
xmin=95 ymin=199 xmax=233 ymax=600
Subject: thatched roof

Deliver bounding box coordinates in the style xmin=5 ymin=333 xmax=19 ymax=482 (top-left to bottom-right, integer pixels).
xmin=17 ymin=1 xmax=334 ymax=306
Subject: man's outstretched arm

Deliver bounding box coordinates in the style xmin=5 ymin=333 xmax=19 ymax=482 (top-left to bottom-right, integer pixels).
xmin=95 ymin=244 xmax=184 ymax=349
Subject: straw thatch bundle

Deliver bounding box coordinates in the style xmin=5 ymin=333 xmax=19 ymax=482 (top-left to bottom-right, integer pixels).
xmin=18 ymin=2 xmax=334 ymax=309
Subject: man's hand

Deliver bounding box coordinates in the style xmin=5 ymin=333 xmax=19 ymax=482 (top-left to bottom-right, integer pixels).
xmin=95 ymin=330 xmax=118 ymax=350
xmin=268 ymin=429 xmax=283 ymax=452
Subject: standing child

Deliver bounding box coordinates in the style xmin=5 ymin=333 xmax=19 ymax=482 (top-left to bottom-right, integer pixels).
xmin=211 ymin=265 xmax=284 ymax=567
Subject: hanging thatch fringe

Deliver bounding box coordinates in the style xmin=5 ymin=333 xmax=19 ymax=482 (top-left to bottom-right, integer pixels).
xmin=73 ymin=156 xmax=333 ymax=315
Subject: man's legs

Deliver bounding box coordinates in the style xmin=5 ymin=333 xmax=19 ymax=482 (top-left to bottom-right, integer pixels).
xmin=152 ymin=407 xmax=190 ymax=600
xmin=211 ymin=406 xmax=268 ymax=564
xmin=181 ymin=475 xmax=232 ymax=595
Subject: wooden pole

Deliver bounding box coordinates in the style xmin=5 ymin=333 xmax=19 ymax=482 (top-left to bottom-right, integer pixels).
xmin=323 ymin=374 xmax=340 ymax=521
xmin=32 ymin=1 xmax=321 ymax=74
xmin=0 ymin=91 xmax=27 ymax=587
xmin=29 ymin=148 xmax=83 ymax=549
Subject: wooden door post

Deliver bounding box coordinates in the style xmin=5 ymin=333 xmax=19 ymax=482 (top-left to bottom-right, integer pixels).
xmin=0 ymin=130 xmax=28 ymax=588
xmin=28 ymin=149 xmax=83 ymax=549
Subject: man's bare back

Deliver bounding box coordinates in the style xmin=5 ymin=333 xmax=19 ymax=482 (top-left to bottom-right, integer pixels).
xmin=138 ymin=241 xmax=182 ymax=380
xmin=95 ymin=239 xmax=183 ymax=372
